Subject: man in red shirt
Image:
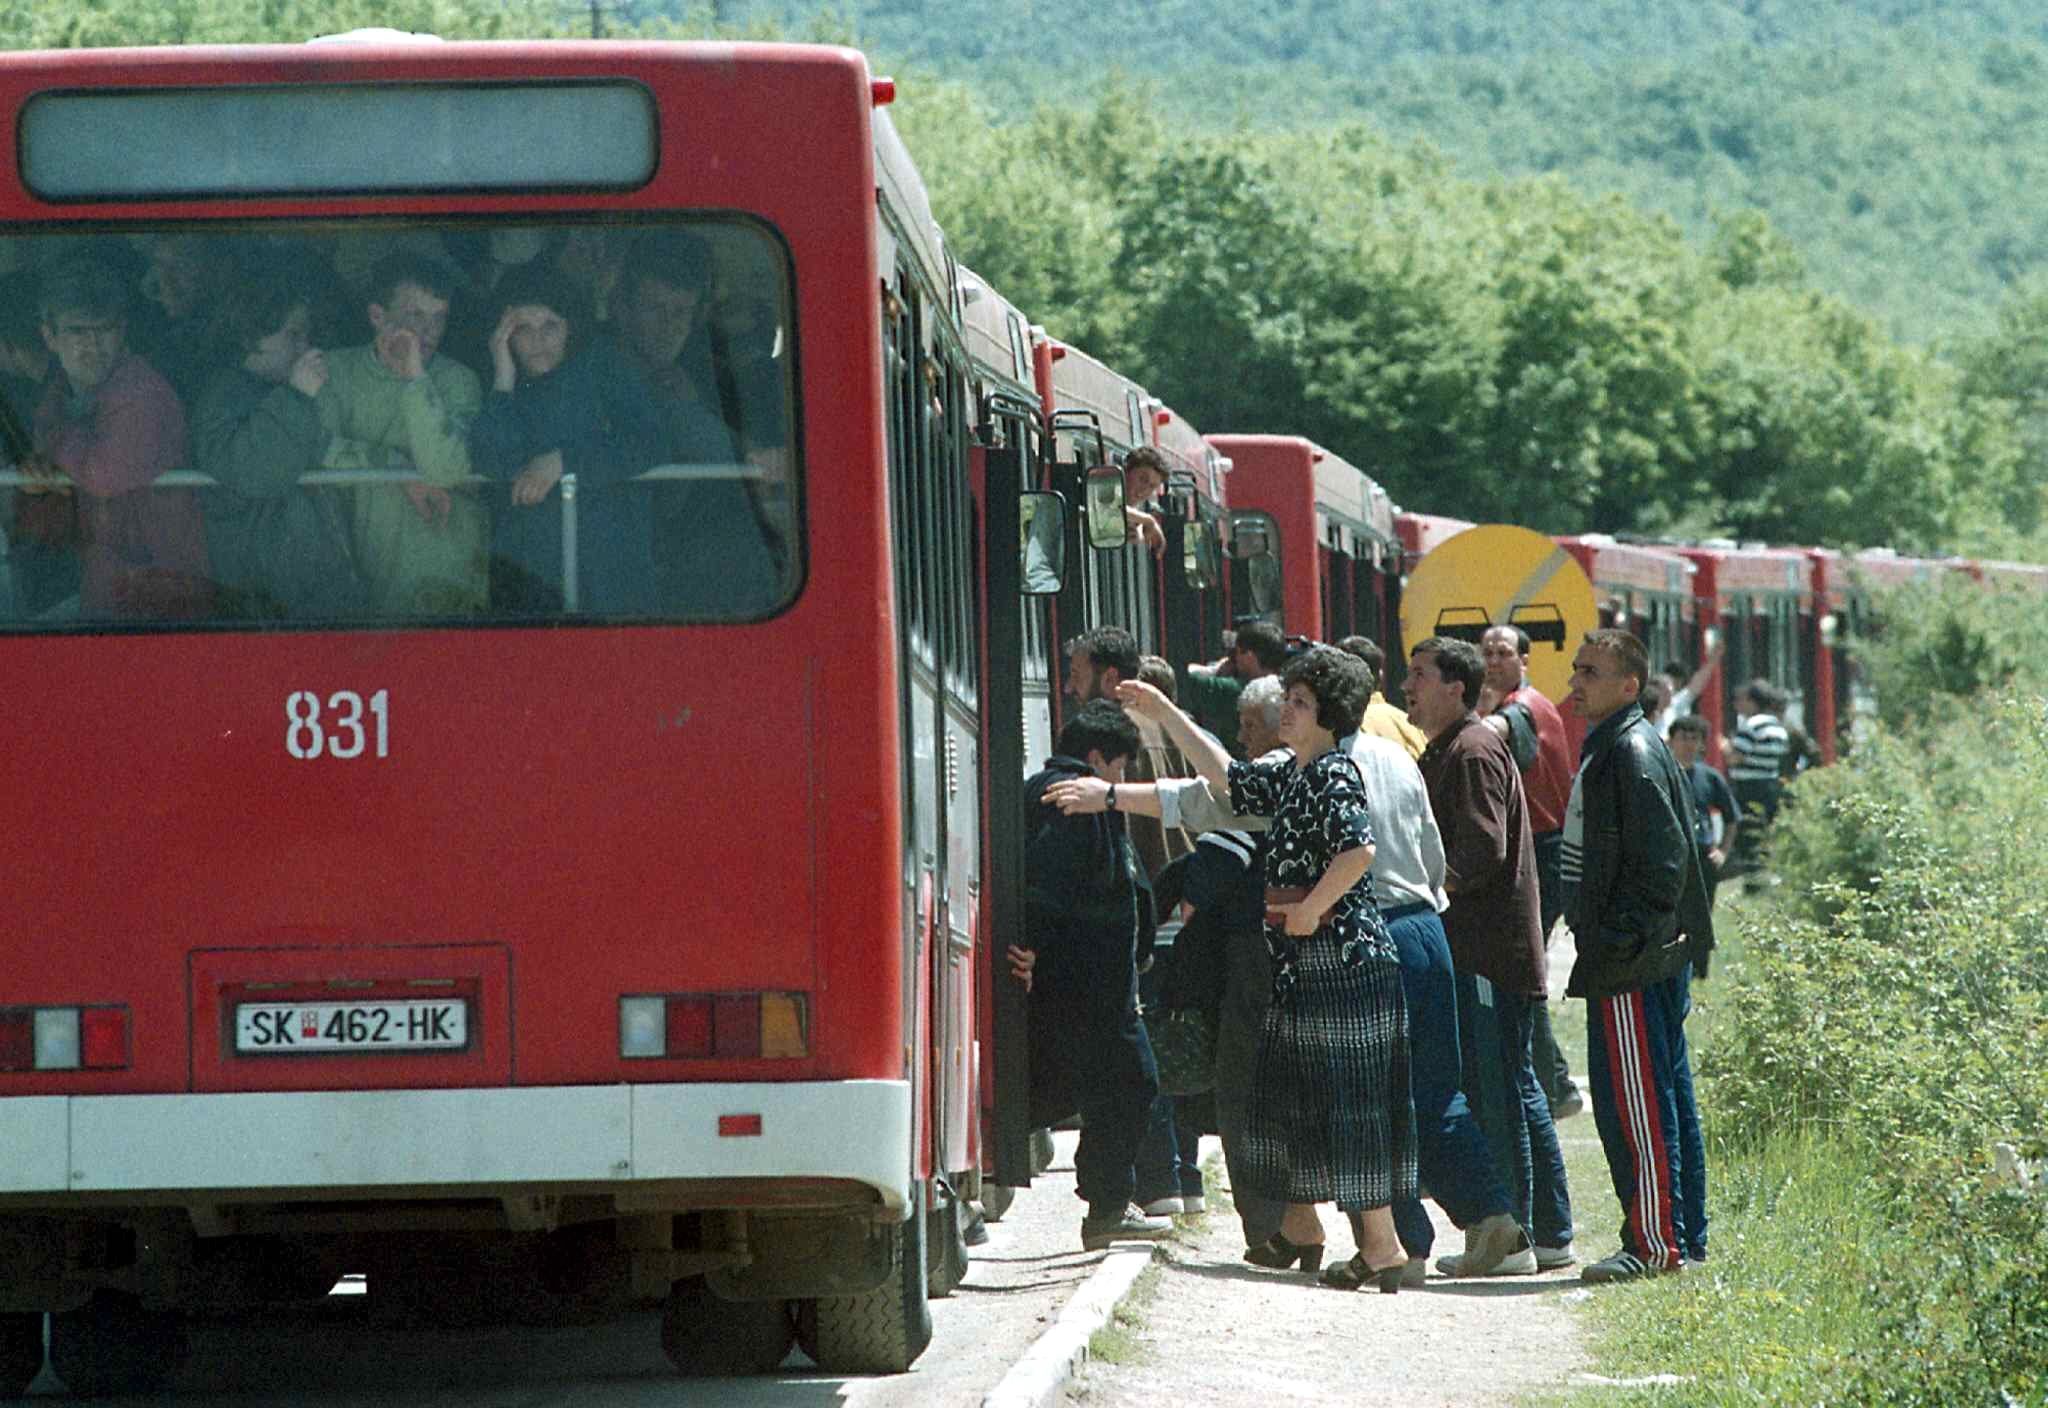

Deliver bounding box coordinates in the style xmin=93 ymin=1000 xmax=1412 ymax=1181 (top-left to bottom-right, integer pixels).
xmin=27 ymin=258 xmax=207 ymax=620
xmin=1479 ymin=625 xmax=1581 ymax=1120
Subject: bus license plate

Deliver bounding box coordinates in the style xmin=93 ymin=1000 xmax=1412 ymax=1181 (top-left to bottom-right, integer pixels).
xmin=235 ymin=1000 xmax=468 ymax=1054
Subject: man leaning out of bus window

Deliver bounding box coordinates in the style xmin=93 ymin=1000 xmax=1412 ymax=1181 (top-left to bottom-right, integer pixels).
xmin=1008 ymin=700 xmax=1175 ymax=1252
xmin=1121 ymin=445 xmax=1168 ymax=554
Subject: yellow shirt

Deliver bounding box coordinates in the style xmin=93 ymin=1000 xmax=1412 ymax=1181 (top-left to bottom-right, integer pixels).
xmin=1361 ymin=692 xmax=1428 ymax=761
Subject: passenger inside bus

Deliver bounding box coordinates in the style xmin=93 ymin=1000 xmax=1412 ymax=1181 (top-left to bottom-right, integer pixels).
xmin=0 ymin=221 xmax=796 ymax=628
xmin=318 ymin=252 xmax=488 ymax=617
xmin=611 ymin=231 xmax=780 ymax=615
xmin=190 ymin=257 xmax=367 ymax=620
xmin=25 ymin=257 xmax=209 ymax=620
xmin=471 ymin=263 xmax=669 ymax=614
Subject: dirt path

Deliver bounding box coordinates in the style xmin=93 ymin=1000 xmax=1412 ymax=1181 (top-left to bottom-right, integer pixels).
xmin=1068 ymin=933 xmax=1603 ymax=1407
xmin=1063 ymin=1158 xmax=1590 ymax=1408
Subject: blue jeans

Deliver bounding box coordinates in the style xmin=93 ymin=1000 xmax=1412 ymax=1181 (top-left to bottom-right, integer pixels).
xmin=1386 ymin=905 xmax=1514 ymax=1259
xmin=1134 ymin=957 xmax=1205 ymax=1205
xmin=1529 ymin=831 xmax=1574 ymax=1103
xmin=1585 ymin=970 xmax=1701 ymax=1268
xmin=1458 ymin=972 xmax=1574 ymax=1251
xmin=1670 ymin=966 xmax=1708 ymax=1260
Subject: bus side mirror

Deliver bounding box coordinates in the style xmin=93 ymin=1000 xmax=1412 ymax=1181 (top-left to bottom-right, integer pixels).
xmin=1020 ymin=491 xmax=1066 ymax=596
xmin=1083 ymin=465 xmax=1128 ymax=550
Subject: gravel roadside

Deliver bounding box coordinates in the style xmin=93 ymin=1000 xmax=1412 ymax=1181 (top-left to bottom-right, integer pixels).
xmin=1060 ymin=1147 xmax=1588 ymax=1408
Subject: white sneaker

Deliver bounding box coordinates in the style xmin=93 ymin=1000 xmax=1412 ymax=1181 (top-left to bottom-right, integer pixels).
xmin=1178 ymin=1193 xmax=1207 ymax=1215
xmin=1535 ymin=1244 xmax=1577 ymax=1271
xmin=1138 ymin=1195 xmax=1184 ymax=1217
xmin=1082 ymin=1205 xmax=1174 ymax=1251
xmin=1433 ymin=1244 xmax=1538 ymax=1277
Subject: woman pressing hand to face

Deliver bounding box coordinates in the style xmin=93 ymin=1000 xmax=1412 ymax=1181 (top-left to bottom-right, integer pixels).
xmin=470 ymin=264 xmax=668 ymax=615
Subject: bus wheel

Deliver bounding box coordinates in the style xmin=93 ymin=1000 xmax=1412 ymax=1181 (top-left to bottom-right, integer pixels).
xmin=981 ymin=1182 xmax=1015 ymax=1222
xmin=0 ymin=1313 xmax=42 ymax=1398
xmin=926 ymin=1191 xmax=970 ymax=1299
xmin=48 ymin=1293 xmax=187 ymax=1397
xmin=801 ymin=1206 xmax=933 ymax=1374
xmin=659 ymin=1277 xmax=793 ymax=1376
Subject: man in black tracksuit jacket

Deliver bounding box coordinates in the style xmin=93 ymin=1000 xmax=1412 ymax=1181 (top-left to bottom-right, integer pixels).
xmin=1014 ymin=701 xmax=1167 ymax=1251
xmin=1561 ymin=629 xmax=1716 ymax=1283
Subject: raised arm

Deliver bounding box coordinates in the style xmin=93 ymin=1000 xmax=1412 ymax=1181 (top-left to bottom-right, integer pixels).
xmin=1115 ymin=679 xmax=1231 ymax=792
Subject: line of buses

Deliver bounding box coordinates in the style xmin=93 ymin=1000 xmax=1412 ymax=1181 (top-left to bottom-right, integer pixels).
xmin=0 ymin=35 xmax=2038 ymax=1394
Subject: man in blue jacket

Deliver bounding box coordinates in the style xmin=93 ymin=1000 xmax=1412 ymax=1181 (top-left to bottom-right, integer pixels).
xmin=1561 ymin=629 xmax=1716 ymax=1282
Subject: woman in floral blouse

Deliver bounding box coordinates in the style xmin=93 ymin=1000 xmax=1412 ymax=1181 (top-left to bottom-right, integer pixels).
xmin=1120 ymin=645 xmax=1417 ymax=1293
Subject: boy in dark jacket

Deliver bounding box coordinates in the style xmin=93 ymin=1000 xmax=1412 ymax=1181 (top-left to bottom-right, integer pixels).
xmin=1561 ymin=630 xmax=1715 ymax=1282
xmin=1008 ymin=700 xmax=1172 ymax=1252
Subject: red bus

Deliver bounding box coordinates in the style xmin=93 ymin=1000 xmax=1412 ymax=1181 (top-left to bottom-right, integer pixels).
xmin=1212 ymin=434 xmax=1403 ymax=655
xmin=1674 ymin=542 xmax=1816 ymax=765
xmin=1151 ymin=403 xmax=1232 ymax=673
xmin=0 ymin=35 xmax=1022 ymax=1390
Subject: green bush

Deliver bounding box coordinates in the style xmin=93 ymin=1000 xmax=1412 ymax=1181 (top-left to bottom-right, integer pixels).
xmin=1694 ymin=586 xmax=2048 ymax=1401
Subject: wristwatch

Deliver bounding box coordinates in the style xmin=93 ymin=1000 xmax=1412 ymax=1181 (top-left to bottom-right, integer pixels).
xmin=1104 ymin=784 xmax=1118 ymax=813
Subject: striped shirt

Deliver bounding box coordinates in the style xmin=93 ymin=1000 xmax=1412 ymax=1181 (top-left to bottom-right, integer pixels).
xmin=1728 ymin=712 xmax=1791 ymax=784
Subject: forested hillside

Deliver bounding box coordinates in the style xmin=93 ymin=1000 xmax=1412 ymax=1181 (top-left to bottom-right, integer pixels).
xmin=705 ymin=0 xmax=2048 ymax=342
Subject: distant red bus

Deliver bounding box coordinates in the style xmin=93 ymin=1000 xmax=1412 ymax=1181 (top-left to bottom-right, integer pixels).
xmin=0 ymin=36 xmax=1020 ymax=1390
xmin=1207 ymin=434 xmax=1402 ymax=657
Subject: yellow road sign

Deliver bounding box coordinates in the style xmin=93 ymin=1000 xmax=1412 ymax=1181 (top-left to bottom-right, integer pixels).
xmin=1400 ymin=524 xmax=1598 ymax=702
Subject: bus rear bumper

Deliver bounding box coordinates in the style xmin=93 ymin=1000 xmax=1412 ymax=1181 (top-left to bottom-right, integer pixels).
xmin=0 ymin=1080 xmax=913 ymax=1215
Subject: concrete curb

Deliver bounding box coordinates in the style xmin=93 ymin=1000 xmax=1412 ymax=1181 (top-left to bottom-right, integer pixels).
xmin=979 ymin=1244 xmax=1158 ymax=1408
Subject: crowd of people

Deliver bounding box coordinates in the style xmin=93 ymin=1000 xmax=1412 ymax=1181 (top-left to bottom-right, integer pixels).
xmin=0 ymin=226 xmax=792 ymax=625
xmin=1011 ymin=598 xmax=1788 ymax=1289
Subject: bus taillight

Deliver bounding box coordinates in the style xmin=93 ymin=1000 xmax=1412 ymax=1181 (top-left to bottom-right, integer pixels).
xmin=619 ymin=993 xmax=808 ymax=1061
xmin=0 ymin=1006 xmax=130 ymax=1072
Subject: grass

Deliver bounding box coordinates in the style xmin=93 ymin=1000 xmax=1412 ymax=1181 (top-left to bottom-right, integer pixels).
xmin=1544 ymin=895 xmax=1906 ymax=1407
xmin=1085 ymin=1264 xmax=1161 ymax=1366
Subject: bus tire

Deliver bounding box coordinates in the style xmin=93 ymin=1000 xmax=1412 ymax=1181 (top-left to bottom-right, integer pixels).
xmin=981 ymin=1182 xmax=1015 ymax=1222
xmin=801 ymin=1204 xmax=932 ymax=1374
xmin=48 ymin=1293 xmax=187 ymax=1397
xmin=0 ymin=1313 xmax=41 ymax=1399
xmin=926 ymin=1191 xmax=970 ymax=1299
xmin=658 ymin=1276 xmax=793 ymax=1376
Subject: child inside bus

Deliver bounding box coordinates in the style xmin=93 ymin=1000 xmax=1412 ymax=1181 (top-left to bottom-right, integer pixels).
xmin=470 ymin=264 xmax=668 ymax=614
xmin=26 ymin=257 xmax=209 ymax=620
xmin=190 ymin=259 xmax=367 ymax=619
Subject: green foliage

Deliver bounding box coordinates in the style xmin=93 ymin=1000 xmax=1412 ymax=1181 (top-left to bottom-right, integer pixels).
xmin=0 ymin=0 xmax=578 ymax=46
xmin=903 ymin=84 xmax=2016 ymax=547
xmin=722 ymin=0 xmax=2048 ymax=343
xmin=1678 ymin=598 xmax=2048 ymax=1400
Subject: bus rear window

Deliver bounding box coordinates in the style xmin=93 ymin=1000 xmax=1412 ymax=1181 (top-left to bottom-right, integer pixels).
xmin=0 ymin=219 xmax=798 ymax=631
xmin=21 ymin=84 xmax=656 ymax=200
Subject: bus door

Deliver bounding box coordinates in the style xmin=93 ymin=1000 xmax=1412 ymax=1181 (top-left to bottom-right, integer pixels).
xmin=883 ymin=264 xmax=977 ymax=1206
xmin=971 ymin=389 xmax=1051 ymax=1189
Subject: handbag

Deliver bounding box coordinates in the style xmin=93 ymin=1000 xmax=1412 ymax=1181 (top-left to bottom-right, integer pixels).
xmin=1147 ymin=1007 xmax=1216 ymax=1097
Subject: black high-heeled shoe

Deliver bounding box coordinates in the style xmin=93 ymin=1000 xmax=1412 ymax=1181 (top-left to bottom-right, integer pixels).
xmin=1243 ymin=1233 xmax=1325 ymax=1273
xmin=1320 ymin=1252 xmax=1405 ymax=1293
